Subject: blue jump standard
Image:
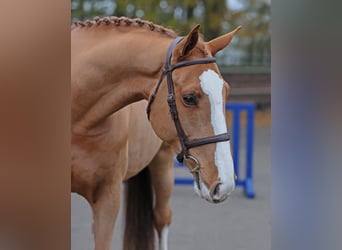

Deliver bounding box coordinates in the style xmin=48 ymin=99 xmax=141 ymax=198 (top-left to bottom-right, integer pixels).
xmin=174 ymin=102 xmax=256 ymax=199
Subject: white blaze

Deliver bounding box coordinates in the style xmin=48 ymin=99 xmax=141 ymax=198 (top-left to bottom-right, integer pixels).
xmin=199 ymin=69 xmax=235 ymax=195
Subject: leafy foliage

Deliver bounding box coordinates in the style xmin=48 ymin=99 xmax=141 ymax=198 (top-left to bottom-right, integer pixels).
xmin=71 ymin=0 xmax=270 ymax=66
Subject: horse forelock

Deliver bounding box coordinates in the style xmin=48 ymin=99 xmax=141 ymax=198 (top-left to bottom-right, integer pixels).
xmin=72 ymin=16 xmax=178 ymax=38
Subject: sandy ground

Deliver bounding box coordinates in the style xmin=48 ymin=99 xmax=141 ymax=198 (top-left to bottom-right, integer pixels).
xmin=71 ymin=123 xmax=270 ymax=250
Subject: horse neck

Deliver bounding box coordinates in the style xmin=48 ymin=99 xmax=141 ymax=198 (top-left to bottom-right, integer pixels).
xmin=72 ymin=27 xmax=174 ymax=134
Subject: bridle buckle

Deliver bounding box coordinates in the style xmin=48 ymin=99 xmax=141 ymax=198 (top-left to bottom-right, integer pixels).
xmin=184 ymin=155 xmax=200 ymax=174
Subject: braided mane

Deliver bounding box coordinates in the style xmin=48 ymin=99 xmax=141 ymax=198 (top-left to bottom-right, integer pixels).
xmin=72 ymin=16 xmax=177 ymax=38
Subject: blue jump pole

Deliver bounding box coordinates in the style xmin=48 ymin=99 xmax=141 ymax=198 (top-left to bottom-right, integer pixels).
xmin=232 ymin=105 xmax=240 ymax=178
xmin=245 ymin=104 xmax=255 ymax=198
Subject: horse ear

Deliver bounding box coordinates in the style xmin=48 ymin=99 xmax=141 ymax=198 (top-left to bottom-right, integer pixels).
xmin=206 ymin=26 xmax=242 ymax=56
xmin=175 ymin=24 xmax=200 ymax=58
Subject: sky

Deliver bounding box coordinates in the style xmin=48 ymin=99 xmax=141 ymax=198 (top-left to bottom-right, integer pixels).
xmin=227 ymin=0 xmax=271 ymax=11
xmin=226 ymin=0 xmax=246 ymax=11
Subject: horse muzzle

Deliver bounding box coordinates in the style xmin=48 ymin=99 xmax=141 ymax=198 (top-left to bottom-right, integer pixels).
xmin=209 ymin=182 xmax=232 ymax=203
xmin=193 ymin=178 xmax=235 ymax=204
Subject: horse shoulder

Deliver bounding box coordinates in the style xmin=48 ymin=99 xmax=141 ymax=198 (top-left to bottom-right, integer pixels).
xmin=124 ymin=101 xmax=162 ymax=180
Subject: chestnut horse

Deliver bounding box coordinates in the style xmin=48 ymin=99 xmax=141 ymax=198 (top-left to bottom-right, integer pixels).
xmin=71 ymin=16 xmax=240 ymax=250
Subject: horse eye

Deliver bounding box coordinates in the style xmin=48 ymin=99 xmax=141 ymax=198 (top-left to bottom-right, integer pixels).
xmin=182 ymin=93 xmax=198 ymax=106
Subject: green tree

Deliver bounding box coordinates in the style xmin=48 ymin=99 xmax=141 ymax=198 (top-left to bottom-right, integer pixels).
xmin=71 ymin=0 xmax=228 ymax=40
xmin=202 ymin=0 xmax=228 ymax=40
xmin=224 ymin=0 xmax=270 ymax=65
xmin=71 ymin=0 xmax=270 ymax=66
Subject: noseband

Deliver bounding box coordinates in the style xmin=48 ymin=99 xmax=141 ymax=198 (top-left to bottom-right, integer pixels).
xmin=146 ymin=37 xmax=230 ymax=190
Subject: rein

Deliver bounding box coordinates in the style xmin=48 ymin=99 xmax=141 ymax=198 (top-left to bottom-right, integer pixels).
xmin=146 ymin=37 xmax=231 ymax=190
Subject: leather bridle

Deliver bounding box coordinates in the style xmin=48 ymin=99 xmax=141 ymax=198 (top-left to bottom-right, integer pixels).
xmin=146 ymin=37 xmax=231 ymax=190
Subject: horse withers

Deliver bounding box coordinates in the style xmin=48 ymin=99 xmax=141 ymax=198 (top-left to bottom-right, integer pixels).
xmin=71 ymin=16 xmax=240 ymax=250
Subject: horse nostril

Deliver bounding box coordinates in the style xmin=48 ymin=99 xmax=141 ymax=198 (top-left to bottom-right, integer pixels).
xmin=211 ymin=182 xmax=221 ymax=197
xmin=210 ymin=182 xmax=229 ymax=203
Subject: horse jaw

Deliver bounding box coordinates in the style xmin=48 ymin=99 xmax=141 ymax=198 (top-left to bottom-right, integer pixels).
xmin=206 ymin=26 xmax=242 ymax=56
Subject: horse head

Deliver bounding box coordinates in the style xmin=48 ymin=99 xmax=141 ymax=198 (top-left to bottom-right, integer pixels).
xmin=148 ymin=24 xmax=241 ymax=203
